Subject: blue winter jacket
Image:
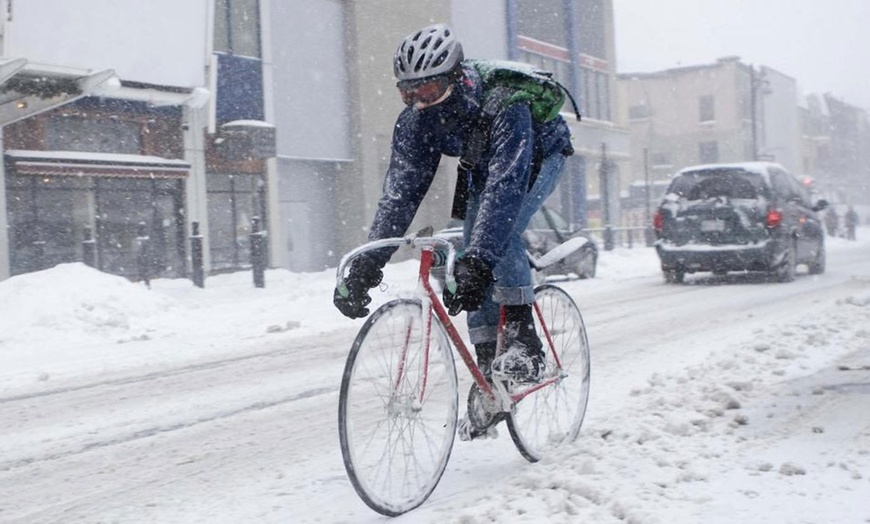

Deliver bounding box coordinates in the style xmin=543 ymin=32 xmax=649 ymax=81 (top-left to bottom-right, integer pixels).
xmin=366 ymin=64 xmax=573 ymax=269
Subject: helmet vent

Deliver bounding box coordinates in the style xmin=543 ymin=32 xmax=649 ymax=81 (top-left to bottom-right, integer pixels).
xmin=431 ymin=50 xmax=448 ymax=68
xmin=413 ymin=54 xmax=426 ymax=72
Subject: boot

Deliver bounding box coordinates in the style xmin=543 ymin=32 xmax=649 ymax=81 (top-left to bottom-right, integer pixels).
xmin=492 ymin=304 xmax=545 ymax=383
xmin=457 ymin=341 xmax=502 ymax=442
xmin=475 ymin=341 xmax=496 ymax=381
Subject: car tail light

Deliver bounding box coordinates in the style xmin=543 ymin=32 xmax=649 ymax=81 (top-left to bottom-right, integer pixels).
xmin=766 ymin=209 xmax=783 ymax=228
xmin=653 ymin=210 xmax=664 ymax=232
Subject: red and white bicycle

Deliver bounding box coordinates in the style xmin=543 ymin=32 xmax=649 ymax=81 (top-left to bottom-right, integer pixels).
xmin=336 ymin=229 xmax=591 ymax=516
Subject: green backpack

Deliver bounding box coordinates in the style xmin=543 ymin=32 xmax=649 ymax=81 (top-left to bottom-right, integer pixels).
xmin=465 ymin=59 xmax=580 ymax=124
xmin=451 ymin=59 xmax=581 ymax=219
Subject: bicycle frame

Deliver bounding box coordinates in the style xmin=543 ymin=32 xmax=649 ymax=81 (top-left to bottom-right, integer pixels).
xmin=337 ymin=233 xmax=566 ymax=412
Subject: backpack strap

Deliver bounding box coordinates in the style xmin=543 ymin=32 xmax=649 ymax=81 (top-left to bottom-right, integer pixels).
xmin=451 ymin=87 xmax=514 ymax=220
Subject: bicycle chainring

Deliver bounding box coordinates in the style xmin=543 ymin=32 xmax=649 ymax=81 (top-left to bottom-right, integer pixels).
xmin=467 ymin=383 xmax=503 ymax=430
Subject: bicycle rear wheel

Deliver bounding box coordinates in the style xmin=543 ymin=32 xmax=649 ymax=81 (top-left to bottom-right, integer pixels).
xmin=507 ymin=284 xmax=591 ymax=462
xmin=338 ymin=299 xmax=458 ymax=516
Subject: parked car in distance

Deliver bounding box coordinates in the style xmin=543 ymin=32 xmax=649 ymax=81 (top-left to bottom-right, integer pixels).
xmin=653 ymin=162 xmax=828 ymax=283
xmin=432 ymin=205 xmax=598 ymax=286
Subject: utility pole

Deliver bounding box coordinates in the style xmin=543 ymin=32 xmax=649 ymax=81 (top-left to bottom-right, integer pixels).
xmin=750 ymin=66 xmax=759 ymax=161
xmin=643 ymin=148 xmax=654 ymax=246
xmin=749 ymin=65 xmax=770 ymax=161
xmin=599 ymin=142 xmax=614 ymax=250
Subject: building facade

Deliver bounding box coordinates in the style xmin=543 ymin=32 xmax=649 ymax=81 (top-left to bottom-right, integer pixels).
xmin=0 ymin=0 xmax=280 ymax=281
xmin=261 ymin=0 xmax=629 ymax=273
xmin=818 ymin=94 xmax=870 ymax=204
xmin=2 ymin=0 xmax=628 ymax=280
xmin=616 ymin=57 xmax=801 ymax=181
xmin=0 ymin=0 xmax=216 ymax=281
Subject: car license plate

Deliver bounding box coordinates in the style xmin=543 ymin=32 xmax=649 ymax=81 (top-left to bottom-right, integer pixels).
xmin=700 ymin=219 xmax=725 ymax=232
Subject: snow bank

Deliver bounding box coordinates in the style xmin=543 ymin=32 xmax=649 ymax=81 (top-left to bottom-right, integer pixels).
xmin=0 ymin=263 xmax=175 ymax=342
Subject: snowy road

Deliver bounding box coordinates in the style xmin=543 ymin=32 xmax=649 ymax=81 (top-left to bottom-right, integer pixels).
xmin=1 ymin=239 xmax=869 ymax=523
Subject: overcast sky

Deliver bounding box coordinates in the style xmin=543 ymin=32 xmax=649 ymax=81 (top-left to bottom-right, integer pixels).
xmin=612 ymin=0 xmax=870 ymax=110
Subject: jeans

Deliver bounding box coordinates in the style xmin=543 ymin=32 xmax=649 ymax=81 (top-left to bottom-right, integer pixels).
xmin=464 ymin=152 xmax=566 ymax=344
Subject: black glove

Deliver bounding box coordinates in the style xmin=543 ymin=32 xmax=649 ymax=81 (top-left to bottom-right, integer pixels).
xmin=334 ymin=255 xmax=384 ymax=319
xmin=443 ymin=255 xmax=494 ymax=316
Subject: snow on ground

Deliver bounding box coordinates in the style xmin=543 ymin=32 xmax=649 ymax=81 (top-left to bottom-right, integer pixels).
xmin=1 ymin=228 xmax=869 ymax=523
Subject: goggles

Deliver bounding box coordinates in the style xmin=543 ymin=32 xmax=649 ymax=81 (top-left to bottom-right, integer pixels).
xmin=397 ymin=76 xmax=452 ymax=107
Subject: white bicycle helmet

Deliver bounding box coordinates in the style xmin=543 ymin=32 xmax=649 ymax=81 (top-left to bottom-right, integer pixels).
xmin=393 ymin=23 xmax=464 ymax=82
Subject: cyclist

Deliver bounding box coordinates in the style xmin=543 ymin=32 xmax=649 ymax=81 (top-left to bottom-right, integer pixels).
xmin=333 ymin=23 xmax=573 ymax=423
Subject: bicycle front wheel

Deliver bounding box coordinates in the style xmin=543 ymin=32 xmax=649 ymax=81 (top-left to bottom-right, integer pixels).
xmin=338 ymin=299 xmax=458 ymax=516
xmin=507 ymin=285 xmax=591 ymax=462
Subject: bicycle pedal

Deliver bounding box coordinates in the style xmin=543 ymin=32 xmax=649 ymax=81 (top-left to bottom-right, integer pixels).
xmin=467 ymin=396 xmax=500 ymax=431
xmin=457 ymin=416 xmax=500 ymax=442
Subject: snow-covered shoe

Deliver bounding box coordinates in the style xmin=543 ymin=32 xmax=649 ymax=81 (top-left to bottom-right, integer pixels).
xmin=457 ymin=412 xmax=500 ymax=441
xmin=492 ymin=304 xmax=546 ymax=383
xmin=491 ymin=342 xmax=545 ymax=383
xmin=457 ymin=377 xmax=505 ymax=442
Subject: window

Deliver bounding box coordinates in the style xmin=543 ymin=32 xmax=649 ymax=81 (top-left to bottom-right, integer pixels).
xmin=577 ymin=0 xmax=606 ymax=59
xmin=207 ymin=173 xmax=267 ymax=270
xmin=46 ymin=116 xmax=141 ymax=154
xmin=699 ymin=95 xmax=715 ymax=122
xmin=516 ymin=50 xmax=570 ymax=89
xmin=517 ymin=0 xmax=568 ymax=48
xmin=669 ymin=169 xmax=765 ymax=200
xmin=6 ymin=175 xmax=185 ymax=277
xmin=628 ymin=104 xmax=650 ymax=120
xmin=214 ymin=0 xmax=261 ymax=57
xmin=580 ymin=69 xmax=609 ymax=121
xmin=597 ymin=72 xmax=610 ymax=121
xmin=699 ymin=141 xmax=719 ymax=163
xmin=769 ymin=168 xmax=809 ymax=205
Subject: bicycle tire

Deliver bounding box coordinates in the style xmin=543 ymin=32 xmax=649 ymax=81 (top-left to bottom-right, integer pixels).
xmin=338 ymin=299 xmax=459 ymax=516
xmin=507 ymin=284 xmax=591 ymax=462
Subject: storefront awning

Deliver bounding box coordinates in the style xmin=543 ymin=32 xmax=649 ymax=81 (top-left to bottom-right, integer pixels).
xmin=5 ymin=150 xmax=190 ymax=178
xmin=0 ymin=59 xmax=116 ymax=126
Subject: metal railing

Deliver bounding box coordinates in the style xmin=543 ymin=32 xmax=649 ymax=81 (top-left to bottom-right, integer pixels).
xmin=583 ymin=226 xmax=656 ymax=250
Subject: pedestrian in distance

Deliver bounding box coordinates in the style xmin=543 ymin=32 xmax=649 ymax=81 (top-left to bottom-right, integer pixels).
xmin=844 ymin=205 xmax=859 ymax=241
xmin=332 ymin=23 xmax=575 ymax=422
xmin=824 ymin=206 xmax=839 ymax=237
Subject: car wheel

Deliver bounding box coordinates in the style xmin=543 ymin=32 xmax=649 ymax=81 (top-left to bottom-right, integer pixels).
xmin=773 ymin=241 xmax=796 ymax=283
xmin=807 ymin=241 xmax=826 ymax=275
xmin=575 ymin=248 xmax=597 ymax=279
xmin=664 ymin=269 xmax=684 ymax=284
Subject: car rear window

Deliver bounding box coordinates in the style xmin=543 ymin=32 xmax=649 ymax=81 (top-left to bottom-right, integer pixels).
xmin=667 ymin=169 xmax=765 ymax=200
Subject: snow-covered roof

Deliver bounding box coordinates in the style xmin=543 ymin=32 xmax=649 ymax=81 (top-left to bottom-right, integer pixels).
xmin=678 ymin=161 xmax=787 ymax=176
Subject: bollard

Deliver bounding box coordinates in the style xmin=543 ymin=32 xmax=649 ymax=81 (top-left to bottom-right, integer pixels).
xmin=190 ymin=221 xmax=204 ymax=288
xmin=82 ymin=227 xmax=96 ymax=268
xmin=250 ymin=216 xmax=266 ymax=288
xmin=644 ymin=227 xmax=656 ymax=247
xmin=135 ymin=222 xmax=151 ymax=288
xmin=603 ymin=225 xmax=615 ymax=251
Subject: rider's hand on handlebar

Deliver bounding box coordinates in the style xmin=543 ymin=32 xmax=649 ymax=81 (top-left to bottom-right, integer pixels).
xmin=443 ymin=255 xmax=494 ymax=316
xmin=334 ymin=255 xmax=384 ymax=319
